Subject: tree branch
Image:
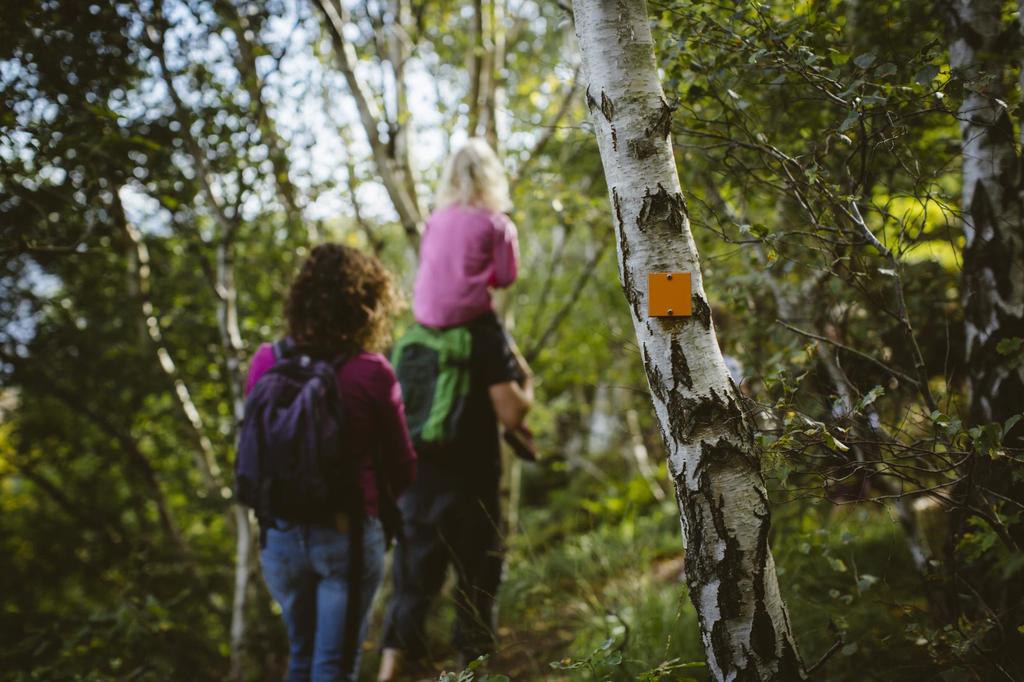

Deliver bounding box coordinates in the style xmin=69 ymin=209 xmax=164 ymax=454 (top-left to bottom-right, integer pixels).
xmin=311 ymin=0 xmax=423 ymax=245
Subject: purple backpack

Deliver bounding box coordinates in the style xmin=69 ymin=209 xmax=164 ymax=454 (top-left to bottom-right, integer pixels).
xmin=235 ymin=338 xmax=360 ymax=524
xmin=236 ymin=338 xmax=366 ymax=671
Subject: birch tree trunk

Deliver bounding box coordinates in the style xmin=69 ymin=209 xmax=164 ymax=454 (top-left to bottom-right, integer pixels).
xmin=120 ymin=196 xmax=221 ymax=491
xmin=313 ymin=0 xmax=424 ymax=246
xmin=145 ymin=14 xmax=254 ymax=675
xmin=218 ymin=233 xmax=254 ymax=682
xmin=572 ymin=2 xmax=804 ymax=679
xmin=951 ymin=0 xmax=1024 ymax=440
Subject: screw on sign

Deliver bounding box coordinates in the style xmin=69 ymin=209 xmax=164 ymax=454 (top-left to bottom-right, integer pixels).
xmin=648 ymin=272 xmax=692 ymax=318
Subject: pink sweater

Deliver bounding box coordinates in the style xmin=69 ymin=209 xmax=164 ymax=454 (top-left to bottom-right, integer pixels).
xmin=412 ymin=204 xmax=519 ymax=328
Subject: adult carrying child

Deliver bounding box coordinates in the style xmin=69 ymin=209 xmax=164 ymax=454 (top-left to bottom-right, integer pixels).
xmin=379 ymin=138 xmax=534 ymax=678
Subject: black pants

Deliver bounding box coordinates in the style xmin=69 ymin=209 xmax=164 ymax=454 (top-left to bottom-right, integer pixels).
xmin=381 ymin=464 xmax=503 ymax=660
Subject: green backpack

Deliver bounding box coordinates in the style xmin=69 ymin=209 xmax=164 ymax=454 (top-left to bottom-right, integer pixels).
xmin=391 ymin=324 xmax=472 ymax=449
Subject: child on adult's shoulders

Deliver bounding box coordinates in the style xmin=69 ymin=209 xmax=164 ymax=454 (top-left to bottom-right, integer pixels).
xmin=411 ymin=137 xmax=536 ymax=460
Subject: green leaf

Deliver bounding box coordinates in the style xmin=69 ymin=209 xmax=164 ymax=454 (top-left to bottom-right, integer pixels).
xmin=856 ymin=386 xmax=884 ymax=411
xmin=1003 ymin=414 xmax=1022 ymax=438
xmin=839 ymin=110 xmax=860 ymax=132
xmin=876 ymin=63 xmax=897 ymax=77
xmin=853 ymin=53 xmax=876 ymax=69
xmin=996 ymin=337 xmax=1022 ymax=355
xmin=826 ymin=433 xmax=850 ymax=452
xmin=914 ymin=64 xmax=940 ymax=84
xmin=841 ymin=643 xmax=859 ymax=656
xmin=748 ymin=223 xmax=770 ymax=239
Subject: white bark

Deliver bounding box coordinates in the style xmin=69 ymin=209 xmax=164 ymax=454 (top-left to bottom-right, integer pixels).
xmin=216 ymin=233 xmax=254 ymax=682
xmin=146 ymin=14 xmax=254 ymax=675
xmin=123 ymin=211 xmax=221 ymax=491
xmin=626 ymin=409 xmax=666 ymax=501
xmin=951 ymin=0 xmax=1024 ymax=431
xmin=572 ymin=2 xmax=804 ymax=679
xmin=220 ymin=0 xmax=316 ymax=244
xmin=132 ymin=206 xmax=252 ymax=673
xmin=313 ymin=0 xmax=423 ymax=246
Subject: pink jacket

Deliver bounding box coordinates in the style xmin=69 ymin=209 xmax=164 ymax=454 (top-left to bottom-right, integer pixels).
xmin=412 ymin=204 xmax=519 ymax=328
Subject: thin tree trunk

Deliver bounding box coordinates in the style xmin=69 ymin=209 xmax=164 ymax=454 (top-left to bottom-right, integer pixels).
xmin=126 ymin=200 xmax=252 ymax=671
xmin=145 ymin=13 xmax=254 ymax=672
xmin=626 ymin=409 xmax=666 ymax=501
xmin=467 ymin=0 xmax=484 ymax=135
xmin=386 ymin=0 xmax=418 ymax=214
xmin=216 ymin=230 xmax=254 ymax=682
xmin=951 ymin=0 xmax=1024 ymax=437
xmin=121 ymin=198 xmax=222 ymax=491
xmin=217 ymin=0 xmax=316 ymax=243
xmin=945 ymin=2 xmax=1024 ymax=649
xmin=480 ymin=0 xmax=506 ymax=149
xmin=312 ymin=0 xmax=423 ymax=246
xmin=572 ymin=2 xmax=804 ymax=679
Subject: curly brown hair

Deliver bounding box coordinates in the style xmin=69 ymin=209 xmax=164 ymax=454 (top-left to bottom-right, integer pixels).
xmin=285 ymin=243 xmax=400 ymax=354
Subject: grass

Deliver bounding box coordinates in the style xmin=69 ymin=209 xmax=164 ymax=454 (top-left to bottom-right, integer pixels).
xmin=352 ymin=456 xmax=946 ymax=680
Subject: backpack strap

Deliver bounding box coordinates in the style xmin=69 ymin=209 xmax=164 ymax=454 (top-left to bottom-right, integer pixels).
xmin=272 ymin=337 xmax=296 ymax=361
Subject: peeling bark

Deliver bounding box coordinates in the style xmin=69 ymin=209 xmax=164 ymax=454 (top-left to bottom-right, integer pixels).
xmin=573 ymin=1 xmax=804 ymax=679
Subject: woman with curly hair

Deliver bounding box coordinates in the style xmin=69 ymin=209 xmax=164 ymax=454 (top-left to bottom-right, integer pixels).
xmin=244 ymin=243 xmax=417 ymax=681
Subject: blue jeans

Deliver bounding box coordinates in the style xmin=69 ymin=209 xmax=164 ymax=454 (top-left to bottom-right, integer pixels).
xmin=260 ymin=517 xmax=385 ymax=682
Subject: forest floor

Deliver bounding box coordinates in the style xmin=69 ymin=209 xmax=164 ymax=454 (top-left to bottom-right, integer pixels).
xmin=259 ymin=461 xmax=944 ymax=682
xmin=358 ymin=553 xmax=689 ymax=682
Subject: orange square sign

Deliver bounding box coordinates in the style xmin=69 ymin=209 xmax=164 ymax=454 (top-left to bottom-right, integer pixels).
xmin=648 ymin=272 xmax=692 ymax=317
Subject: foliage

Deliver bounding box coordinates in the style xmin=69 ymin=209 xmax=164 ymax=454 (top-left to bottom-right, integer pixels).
xmin=2 ymin=0 xmax=1022 ymax=679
